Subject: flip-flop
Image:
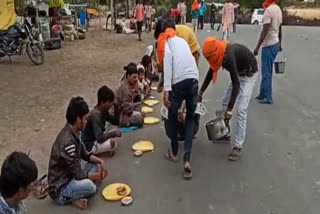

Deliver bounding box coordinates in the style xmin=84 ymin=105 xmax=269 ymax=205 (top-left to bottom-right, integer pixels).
xmin=183 ymin=166 xmax=192 ymax=179
xmin=164 ymin=150 xmax=178 ymax=163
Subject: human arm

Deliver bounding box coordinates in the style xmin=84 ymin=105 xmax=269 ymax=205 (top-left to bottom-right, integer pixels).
xmin=254 ymin=23 xmax=270 ymax=55
xmin=163 ymin=42 xmax=173 ymax=108
xmin=91 ymin=115 xmax=120 ymax=144
xmin=254 ymin=10 xmax=271 ymax=55
xmin=198 ymin=68 xmax=213 ymax=101
xmin=225 ymin=56 xmax=240 ymax=118
xmin=279 ymin=24 xmax=282 ymax=51
xmin=88 ymin=154 xmax=107 ymax=180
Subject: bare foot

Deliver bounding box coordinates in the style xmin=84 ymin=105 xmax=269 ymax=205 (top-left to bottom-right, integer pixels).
xmin=72 ymin=198 xmax=88 ymax=210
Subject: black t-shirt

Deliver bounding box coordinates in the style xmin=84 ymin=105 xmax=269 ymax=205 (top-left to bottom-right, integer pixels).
xmin=211 ymin=3 xmax=216 ymax=14
xmin=201 ymin=43 xmax=257 ymax=110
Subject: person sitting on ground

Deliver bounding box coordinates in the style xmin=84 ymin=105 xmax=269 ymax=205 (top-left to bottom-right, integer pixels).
xmin=81 ymin=86 xmax=121 ymax=156
xmin=0 ymin=151 xmax=38 ymax=214
xmin=115 ymin=63 xmax=144 ymax=128
xmin=137 ymin=65 xmax=149 ymax=100
xmin=141 ymin=55 xmax=153 ymax=85
xmin=48 ymin=97 xmax=107 ymax=210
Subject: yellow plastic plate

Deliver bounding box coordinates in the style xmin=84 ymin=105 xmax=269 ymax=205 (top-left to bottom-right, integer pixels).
xmin=141 ymin=106 xmax=153 ymax=114
xmin=132 ymin=140 xmax=154 ymax=152
xmin=102 ymin=183 xmax=131 ymax=201
xmin=144 ymin=99 xmax=159 ymax=107
xmin=144 ymin=116 xmax=160 ymax=125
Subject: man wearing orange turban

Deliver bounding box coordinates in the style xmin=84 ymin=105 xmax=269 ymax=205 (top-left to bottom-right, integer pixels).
xmin=199 ymin=36 xmax=258 ymax=161
xmin=254 ymin=0 xmax=282 ymax=104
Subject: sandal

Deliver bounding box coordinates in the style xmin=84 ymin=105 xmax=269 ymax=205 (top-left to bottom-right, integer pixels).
xmin=228 ymin=147 xmax=242 ymax=161
xmin=33 ymin=174 xmax=48 ymax=199
xmin=164 ymin=150 xmax=178 ymax=162
xmin=183 ymin=164 xmax=192 ymax=179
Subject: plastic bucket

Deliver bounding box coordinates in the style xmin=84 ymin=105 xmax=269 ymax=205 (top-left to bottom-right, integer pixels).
xmin=274 ymin=52 xmax=286 ymax=74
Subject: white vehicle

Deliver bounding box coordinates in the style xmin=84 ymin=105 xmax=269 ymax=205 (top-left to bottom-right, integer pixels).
xmin=251 ymin=8 xmax=264 ymax=25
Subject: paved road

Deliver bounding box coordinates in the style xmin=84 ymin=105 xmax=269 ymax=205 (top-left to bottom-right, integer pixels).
xmin=28 ymin=25 xmax=320 ymax=214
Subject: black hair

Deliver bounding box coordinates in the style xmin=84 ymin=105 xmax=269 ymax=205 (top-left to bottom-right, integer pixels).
xmin=162 ymin=20 xmax=176 ymax=32
xmin=124 ymin=62 xmax=138 ymax=77
xmin=0 ymin=152 xmax=38 ymax=198
xmin=141 ymin=55 xmax=152 ymax=68
xmin=65 ymin=96 xmax=89 ymax=125
xmin=97 ymin=86 xmax=115 ymax=106
xmin=154 ymin=19 xmax=164 ymax=39
xmin=137 ymin=67 xmax=145 ymax=74
xmin=154 ymin=19 xmax=176 ymax=40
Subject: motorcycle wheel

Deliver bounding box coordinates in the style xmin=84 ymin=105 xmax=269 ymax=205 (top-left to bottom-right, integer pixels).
xmin=26 ymin=41 xmax=44 ymax=65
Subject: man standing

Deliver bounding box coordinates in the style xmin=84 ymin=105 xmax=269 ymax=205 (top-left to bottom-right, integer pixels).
xmin=145 ymin=2 xmax=153 ymax=32
xmin=198 ymin=0 xmax=207 ymax=30
xmin=210 ymin=1 xmax=217 ymax=30
xmin=170 ymin=8 xmax=181 ymax=24
xmin=233 ymin=0 xmax=240 ymax=33
xmin=134 ymin=0 xmax=144 ymax=41
xmin=199 ymin=37 xmax=258 ymax=161
xmin=254 ymin=0 xmax=282 ymax=104
xmin=177 ymin=0 xmax=187 ymax=25
xmin=48 ymin=97 xmax=107 ymax=210
xmin=156 ymin=21 xmax=199 ymax=179
xmin=81 ymin=86 xmax=121 ymax=156
xmin=191 ymin=0 xmax=200 ymax=33
xmin=222 ymin=0 xmax=234 ymax=40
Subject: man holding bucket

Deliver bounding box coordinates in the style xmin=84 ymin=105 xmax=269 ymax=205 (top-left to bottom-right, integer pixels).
xmin=254 ymin=0 xmax=282 ymax=104
xmin=198 ymin=37 xmax=258 ymax=161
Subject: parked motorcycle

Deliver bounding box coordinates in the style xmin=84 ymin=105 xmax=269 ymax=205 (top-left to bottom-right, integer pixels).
xmin=0 ymin=17 xmax=44 ymax=65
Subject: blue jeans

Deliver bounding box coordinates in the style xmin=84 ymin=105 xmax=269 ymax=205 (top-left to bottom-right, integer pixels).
xmin=55 ymin=163 xmax=99 ymax=205
xmin=258 ymin=42 xmax=281 ymax=103
xmin=164 ymin=79 xmax=198 ymax=162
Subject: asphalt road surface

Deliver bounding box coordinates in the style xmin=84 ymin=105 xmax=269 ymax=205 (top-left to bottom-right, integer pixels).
xmin=28 ymin=25 xmax=320 ymax=214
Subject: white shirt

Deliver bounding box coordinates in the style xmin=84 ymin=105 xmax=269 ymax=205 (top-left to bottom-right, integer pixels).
xmin=163 ymin=36 xmax=199 ymax=91
xmin=262 ymin=4 xmax=282 ymax=47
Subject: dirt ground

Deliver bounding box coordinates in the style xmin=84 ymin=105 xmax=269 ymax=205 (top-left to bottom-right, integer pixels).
xmin=0 ymin=30 xmax=154 ymax=174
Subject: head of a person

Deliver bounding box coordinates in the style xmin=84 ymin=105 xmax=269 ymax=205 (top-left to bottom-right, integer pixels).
xmin=137 ymin=65 xmax=145 ymax=82
xmin=66 ymin=96 xmax=89 ymax=132
xmin=154 ymin=19 xmax=164 ymax=40
xmin=97 ymin=86 xmax=115 ymax=113
xmin=124 ymin=62 xmax=139 ymax=85
xmin=162 ymin=20 xmax=176 ymax=32
xmin=139 ymin=0 xmax=143 ymax=4
xmin=0 ymin=152 xmax=38 ymax=201
xmin=141 ymin=55 xmax=152 ymax=71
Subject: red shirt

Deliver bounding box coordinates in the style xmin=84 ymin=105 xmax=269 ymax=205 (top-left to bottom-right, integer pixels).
xmin=170 ymin=9 xmax=180 ymax=17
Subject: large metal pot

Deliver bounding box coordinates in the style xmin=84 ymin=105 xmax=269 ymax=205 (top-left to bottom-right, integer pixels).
xmin=205 ymin=117 xmax=229 ymax=141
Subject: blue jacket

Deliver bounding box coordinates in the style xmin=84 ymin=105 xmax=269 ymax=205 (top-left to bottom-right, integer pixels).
xmin=199 ymin=3 xmax=207 ymax=16
xmin=0 ymin=195 xmax=25 ymax=214
xmin=191 ymin=9 xmax=200 ymax=19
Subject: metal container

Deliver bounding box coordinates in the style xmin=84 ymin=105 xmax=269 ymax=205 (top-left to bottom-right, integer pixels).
xmin=205 ymin=118 xmax=229 ymax=141
xmin=274 ymin=52 xmax=286 ymax=74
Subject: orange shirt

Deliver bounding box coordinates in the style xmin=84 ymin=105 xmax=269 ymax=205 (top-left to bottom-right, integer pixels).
xmin=134 ymin=4 xmax=144 ymax=22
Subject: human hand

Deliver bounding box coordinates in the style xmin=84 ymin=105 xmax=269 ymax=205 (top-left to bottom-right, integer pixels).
xmin=99 ymin=162 xmax=108 ymax=180
xmin=157 ymin=83 xmax=163 ymax=93
xmin=114 ymin=129 xmax=122 ymax=138
xmin=253 ymin=47 xmax=259 ymax=56
xmin=224 ymin=110 xmax=232 ymax=120
xmin=163 ymin=91 xmax=170 ymax=108
xmin=197 ymin=91 xmax=203 ymax=102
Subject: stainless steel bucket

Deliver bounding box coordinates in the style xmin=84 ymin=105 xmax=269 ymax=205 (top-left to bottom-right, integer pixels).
xmin=205 ymin=117 xmax=229 ymax=141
